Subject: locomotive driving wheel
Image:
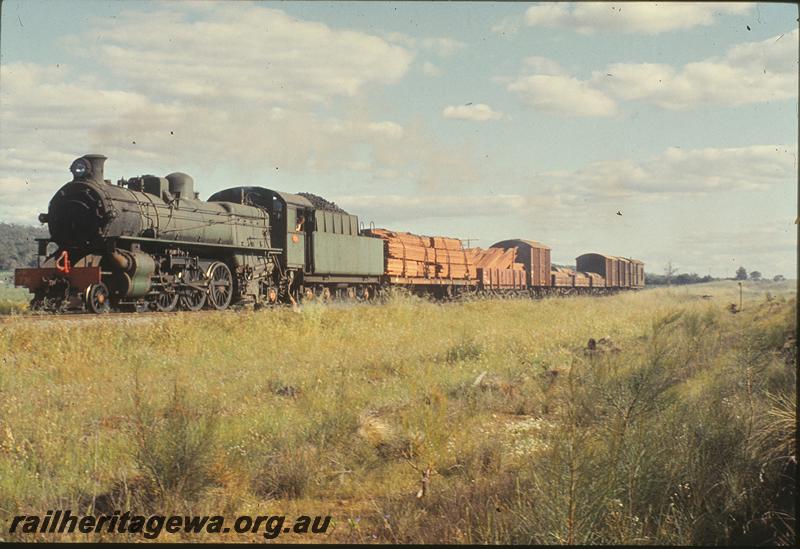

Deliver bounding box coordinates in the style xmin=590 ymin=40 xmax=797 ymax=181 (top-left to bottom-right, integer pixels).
xmin=86 ymin=282 xmax=110 ymax=314
xmin=180 ymin=287 xmax=206 ymax=311
xmin=180 ymin=268 xmax=207 ymax=311
xmin=155 ymin=289 xmax=179 ymax=312
xmin=207 ymin=262 xmax=234 ymax=310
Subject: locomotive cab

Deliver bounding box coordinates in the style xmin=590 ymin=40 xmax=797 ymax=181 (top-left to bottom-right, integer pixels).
xmin=207 ymin=187 xmax=314 ymax=273
xmin=207 ymin=186 xmax=384 ymax=302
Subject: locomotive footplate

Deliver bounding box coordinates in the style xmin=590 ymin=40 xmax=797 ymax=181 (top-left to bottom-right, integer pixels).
xmin=16 ymin=266 xmax=105 ymax=312
xmin=15 ymin=266 xmax=102 ymax=294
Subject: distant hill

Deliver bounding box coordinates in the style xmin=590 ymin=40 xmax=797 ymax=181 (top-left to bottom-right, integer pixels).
xmin=0 ymin=223 xmax=48 ymax=270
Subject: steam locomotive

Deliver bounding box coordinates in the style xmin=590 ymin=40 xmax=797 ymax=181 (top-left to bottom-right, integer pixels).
xmin=14 ymin=154 xmax=643 ymax=313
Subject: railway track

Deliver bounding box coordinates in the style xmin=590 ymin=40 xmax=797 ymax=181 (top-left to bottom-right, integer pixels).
xmin=0 ymin=287 xmax=620 ymax=325
xmin=0 ymin=308 xmax=254 ymax=325
xmin=0 ymin=298 xmax=377 ymax=324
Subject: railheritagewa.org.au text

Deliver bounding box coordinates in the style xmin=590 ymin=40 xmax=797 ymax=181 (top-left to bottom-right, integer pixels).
xmin=8 ymin=510 xmax=332 ymax=539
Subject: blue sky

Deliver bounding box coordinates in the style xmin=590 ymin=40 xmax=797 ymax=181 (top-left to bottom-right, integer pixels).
xmin=1 ymin=1 xmax=797 ymax=277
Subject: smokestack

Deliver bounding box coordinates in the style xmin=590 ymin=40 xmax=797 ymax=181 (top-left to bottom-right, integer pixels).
xmin=83 ymin=154 xmax=107 ymax=182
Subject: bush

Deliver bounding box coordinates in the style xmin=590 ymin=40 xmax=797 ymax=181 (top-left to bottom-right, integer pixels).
xmin=128 ymin=380 xmax=220 ymax=507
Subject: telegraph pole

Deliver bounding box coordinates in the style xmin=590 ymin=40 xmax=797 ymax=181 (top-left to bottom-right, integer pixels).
xmin=738 ymin=281 xmax=743 ymax=311
xmin=665 ymin=261 xmax=677 ymax=285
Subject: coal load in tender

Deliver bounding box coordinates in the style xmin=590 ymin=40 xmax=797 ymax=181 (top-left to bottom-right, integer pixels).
xmin=365 ymin=228 xmax=475 ymax=279
xmin=297 ymin=192 xmax=348 ymax=214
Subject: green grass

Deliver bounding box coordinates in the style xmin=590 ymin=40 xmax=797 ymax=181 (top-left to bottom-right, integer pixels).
xmin=0 ymin=280 xmax=795 ymax=543
xmin=0 ymin=271 xmax=30 ymax=314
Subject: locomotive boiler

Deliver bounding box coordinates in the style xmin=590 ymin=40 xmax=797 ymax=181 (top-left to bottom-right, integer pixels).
xmin=17 ymin=154 xmax=279 ymax=312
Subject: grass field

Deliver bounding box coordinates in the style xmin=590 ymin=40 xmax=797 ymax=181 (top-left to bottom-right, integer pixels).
xmin=0 ymin=280 xmax=795 ymax=543
xmin=0 ymin=271 xmax=29 ymax=314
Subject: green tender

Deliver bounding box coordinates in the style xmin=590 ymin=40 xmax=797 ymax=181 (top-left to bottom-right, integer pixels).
xmin=311 ymin=232 xmax=384 ymax=276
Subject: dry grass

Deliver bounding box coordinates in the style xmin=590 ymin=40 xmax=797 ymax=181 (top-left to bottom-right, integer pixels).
xmin=0 ymin=280 xmax=795 ymax=543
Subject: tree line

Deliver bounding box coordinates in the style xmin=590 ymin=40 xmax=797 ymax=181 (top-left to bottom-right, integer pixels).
xmin=645 ymin=272 xmax=715 ymax=286
xmin=0 ymin=223 xmax=48 ymax=270
xmin=646 ymin=264 xmax=786 ymax=286
xmin=734 ymin=266 xmax=785 ymax=282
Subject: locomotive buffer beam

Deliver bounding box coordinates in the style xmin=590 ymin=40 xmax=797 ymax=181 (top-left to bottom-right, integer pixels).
xmin=15 ymin=266 xmax=101 ymax=294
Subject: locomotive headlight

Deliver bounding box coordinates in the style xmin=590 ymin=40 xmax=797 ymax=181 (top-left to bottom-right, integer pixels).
xmin=69 ymin=157 xmax=92 ymax=179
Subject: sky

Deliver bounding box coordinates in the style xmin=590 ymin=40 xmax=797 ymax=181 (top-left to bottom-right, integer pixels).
xmin=0 ymin=1 xmax=797 ymax=278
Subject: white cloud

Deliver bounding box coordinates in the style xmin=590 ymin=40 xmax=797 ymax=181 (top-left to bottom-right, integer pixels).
xmin=522 ymin=56 xmax=567 ymax=75
xmin=442 ymin=104 xmax=505 ymax=122
xmin=671 ymin=223 xmax=796 ymax=279
xmin=540 ymin=144 xmax=798 ymax=200
xmin=594 ymin=29 xmax=799 ymax=109
xmin=0 ymin=176 xmax=53 ymax=223
xmin=385 ymin=33 xmax=466 ymax=57
xmin=0 ymin=63 xmax=175 ymax=132
xmin=507 ymin=74 xmax=617 ymax=117
xmin=336 ymin=194 xmax=555 ymax=222
xmin=69 ymin=5 xmax=413 ymax=107
xmin=422 ymin=61 xmax=441 ymax=77
xmin=367 ymin=121 xmax=405 ymax=139
xmin=421 ymin=37 xmax=466 ymax=57
xmin=491 ymin=16 xmax=522 ymax=37
xmin=384 ymin=31 xmax=418 ymax=49
xmin=340 ymin=143 xmax=796 ymax=226
xmin=506 ymin=30 xmax=798 ymax=115
xmin=0 ymin=3 xmax=492 ymax=225
xmin=524 ymin=2 xmax=753 ymax=35
xmin=529 ymin=143 xmax=796 ymax=276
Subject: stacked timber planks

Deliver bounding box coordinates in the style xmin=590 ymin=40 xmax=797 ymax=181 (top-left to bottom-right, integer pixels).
xmin=467 ymin=247 xmax=515 ymax=270
xmin=552 ymin=267 xmax=593 ymax=287
xmin=366 ymin=229 xmax=475 ymax=280
xmin=466 ymin=247 xmax=526 ymax=289
xmin=583 ymin=271 xmax=604 ymax=288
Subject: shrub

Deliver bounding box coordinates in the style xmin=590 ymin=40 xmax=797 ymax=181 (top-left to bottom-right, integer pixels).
xmin=128 ymin=379 xmax=219 ymax=508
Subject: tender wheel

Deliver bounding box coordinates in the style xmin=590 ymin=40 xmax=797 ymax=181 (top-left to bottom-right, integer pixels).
xmin=302 ymin=287 xmax=314 ymax=302
xmin=316 ymin=286 xmax=331 ymax=301
xmin=155 ymin=290 xmax=179 ymax=312
xmin=267 ymin=287 xmax=278 ymax=304
xmin=86 ymin=283 xmax=110 ymax=314
xmin=207 ymin=262 xmax=233 ymax=310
